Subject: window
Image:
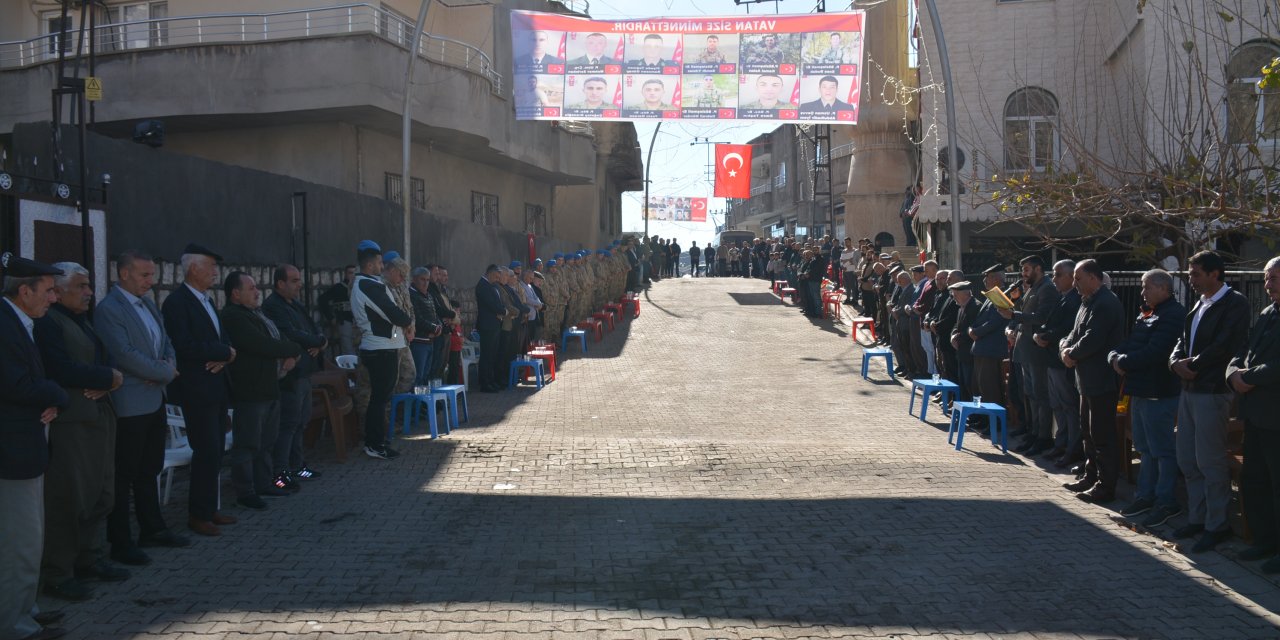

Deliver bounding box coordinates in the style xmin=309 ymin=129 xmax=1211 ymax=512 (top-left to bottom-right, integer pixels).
xmin=907 ymin=0 xmax=918 ymax=69
xmin=1226 ymin=41 xmax=1280 ymax=144
xmin=378 ymin=3 xmax=414 ymax=48
xmin=103 ymin=2 xmax=168 ymax=50
xmin=42 ymin=12 xmax=74 ymax=56
xmin=383 ymin=173 xmax=425 ymax=209
xmin=472 ymin=191 xmax=499 ymax=226
xmin=524 ymin=203 xmax=547 ymax=236
xmin=1003 ymin=87 xmax=1059 ymax=171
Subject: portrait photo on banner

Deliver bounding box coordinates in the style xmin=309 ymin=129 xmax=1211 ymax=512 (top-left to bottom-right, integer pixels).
xmin=564 ymin=74 xmax=622 ymax=117
xmin=623 ymin=75 xmax=680 ymax=117
xmin=624 ymin=33 xmax=681 ymax=74
xmin=514 ymin=28 xmax=566 ymax=73
xmin=565 ymin=31 xmax=624 ymax=73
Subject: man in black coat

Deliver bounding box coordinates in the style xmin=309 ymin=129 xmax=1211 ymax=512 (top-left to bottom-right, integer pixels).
xmin=1059 ymin=259 xmax=1125 ymax=504
xmin=1228 ymin=256 xmax=1280 ymax=571
xmin=161 ymin=244 xmax=237 ymax=537
xmin=948 ymin=281 xmax=978 ymax=399
xmin=999 ymin=255 xmax=1062 ymax=456
xmin=427 ymin=265 xmax=458 ymax=382
xmin=262 ymin=264 xmax=327 ymax=483
xmin=1170 ymin=250 xmax=1252 ymax=552
xmin=1107 ymin=269 xmax=1185 ymax=527
xmin=1034 ymin=260 xmax=1083 ymax=467
xmin=0 ymin=255 xmax=70 ymax=640
xmin=929 ymin=270 xmax=963 ymax=385
xmin=474 ymin=266 xmax=506 ymax=392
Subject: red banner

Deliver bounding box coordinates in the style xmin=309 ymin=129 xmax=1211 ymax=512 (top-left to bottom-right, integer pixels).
xmin=714 ymin=144 xmax=752 ymax=198
xmin=645 ymin=196 xmax=708 ymax=221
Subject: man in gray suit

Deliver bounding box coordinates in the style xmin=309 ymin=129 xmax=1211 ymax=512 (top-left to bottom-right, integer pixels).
xmin=94 ymin=251 xmax=187 ymax=566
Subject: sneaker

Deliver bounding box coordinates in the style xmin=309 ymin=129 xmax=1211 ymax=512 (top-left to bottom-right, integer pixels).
xmin=384 ymin=446 xmax=401 ymax=459
xmin=273 ymin=473 xmax=301 ymax=493
xmin=1140 ymin=504 xmax=1183 ymax=528
xmin=294 ymin=466 xmax=321 ymax=479
xmin=365 ymin=445 xmax=394 ymax=460
xmin=1119 ymin=497 xmax=1155 ymax=518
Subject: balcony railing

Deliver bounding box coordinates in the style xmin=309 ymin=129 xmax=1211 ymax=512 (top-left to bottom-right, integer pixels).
xmin=0 ymin=3 xmax=502 ymax=94
xmin=550 ymin=0 xmax=592 ymax=15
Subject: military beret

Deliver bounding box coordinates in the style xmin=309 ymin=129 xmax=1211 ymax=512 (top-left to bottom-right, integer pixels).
xmin=553 ymin=252 xmax=565 ymax=259
xmin=546 ymin=260 xmax=558 ymax=267
xmin=183 ymin=243 xmax=224 ymax=262
xmin=509 ymin=261 xmax=522 ymax=269
xmin=382 ymin=251 xmax=400 ymax=262
xmin=356 ymin=240 xmax=380 ymax=253
xmin=0 ymin=252 xmax=63 ymax=278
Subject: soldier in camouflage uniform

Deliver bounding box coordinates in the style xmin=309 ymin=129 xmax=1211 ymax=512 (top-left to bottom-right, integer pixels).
xmin=542 ymin=258 xmax=565 ymax=339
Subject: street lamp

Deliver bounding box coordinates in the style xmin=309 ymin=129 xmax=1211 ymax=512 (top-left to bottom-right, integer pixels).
xmin=643 ymin=123 xmax=661 ymax=240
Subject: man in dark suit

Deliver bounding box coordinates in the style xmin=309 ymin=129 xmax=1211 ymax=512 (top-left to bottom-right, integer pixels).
xmin=1169 ymin=250 xmax=1252 ymax=552
xmin=799 ymin=76 xmax=854 ymax=114
xmin=1228 ymin=257 xmax=1280 ymax=571
xmin=474 ymin=265 xmax=506 ymax=392
xmin=948 ymin=281 xmax=978 ymax=399
xmin=161 ymin=244 xmax=237 ymax=537
xmin=968 ymin=265 xmax=1009 ymax=414
xmin=1059 ymin=259 xmax=1125 ymax=504
xmin=929 ymin=270 xmax=963 ymax=384
xmin=94 ymin=251 xmax=186 ymax=565
xmin=999 ymin=256 xmax=1062 ymax=456
xmin=34 ymin=262 xmax=127 ymax=602
xmin=1034 ymin=259 xmax=1082 ymax=467
xmin=0 ymin=254 xmax=70 ymax=640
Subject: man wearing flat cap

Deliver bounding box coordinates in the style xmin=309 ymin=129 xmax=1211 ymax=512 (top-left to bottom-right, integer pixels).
xmin=162 ymin=244 xmax=238 ymax=537
xmin=948 ymin=280 xmax=979 ymax=399
xmin=0 ymin=254 xmax=71 ymax=640
xmin=967 ymin=265 xmax=1010 ymax=427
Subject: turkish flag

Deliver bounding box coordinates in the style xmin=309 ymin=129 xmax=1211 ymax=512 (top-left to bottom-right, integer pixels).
xmin=714 ymin=144 xmax=752 ymax=198
xmin=690 ymin=198 xmax=708 ymax=222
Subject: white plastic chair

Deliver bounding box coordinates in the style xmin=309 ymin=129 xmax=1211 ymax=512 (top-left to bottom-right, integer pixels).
xmin=460 ymin=349 xmax=479 ymax=389
xmin=335 ymin=354 xmax=358 ymax=370
xmin=160 ymin=421 xmax=192 ymax=505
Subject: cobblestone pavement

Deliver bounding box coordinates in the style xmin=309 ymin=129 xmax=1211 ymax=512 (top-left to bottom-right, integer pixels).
xmin=46 ymin=277 xmax=1280 ymax=639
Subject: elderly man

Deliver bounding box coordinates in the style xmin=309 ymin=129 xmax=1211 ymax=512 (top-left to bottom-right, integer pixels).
xmin=408 ymin=267 xmax=442 ymax=387
xmin=34 ymin=262 xmax=127 ymax=602
xmin=1170 ymin=250 xmax=1252 ymax=552
xmin=888 ymin=270 xmax=915 ymax=376
xmin=95 ymin=251 xmax=185 ymax=565
xmin=520 ymin=268 xmax=544 ymax=347
xmin=999 ymin=256 xmax=1061 ymax=456
xmin=968 ymin=265 xmax=1010 ymax=417
xmin=1107 ymin=269 xmax=1185 ymax=526
xmin=948 ymin=281 xmax=979 ymax=399
xmin=222 ymin=271 xmax=300 ymax=510
xmin=1034 ymin=260 xmax=1083 ymax=467
xmin=1060 ymin=259 xmax=1125 ymax=504
xmin=1228 ymin=257 xmax=1280 ymax=570
xmin=912 ymin=261 xmax=942 ymax=377
xmin=261 ymin=265 xmax=327 ymax=484
xmin=0 ymin=255 xmax=70 ymax=640
xmin=161 ymin=244 xmax=237 ymax=536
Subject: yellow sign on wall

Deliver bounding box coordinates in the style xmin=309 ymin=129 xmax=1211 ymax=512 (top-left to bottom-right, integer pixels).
xmin=85 ymin=77 xmax=102 ymax=101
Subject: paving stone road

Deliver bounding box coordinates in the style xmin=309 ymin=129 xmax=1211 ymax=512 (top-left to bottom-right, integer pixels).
xmin=44 ymin=277 xmax=1280 ymax=639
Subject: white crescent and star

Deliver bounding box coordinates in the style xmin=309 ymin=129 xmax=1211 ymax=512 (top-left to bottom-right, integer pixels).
xmin=692 ymin=200 xmax=706 ymax=211
xmin=721 ymin=152 xmax=744 ymax=177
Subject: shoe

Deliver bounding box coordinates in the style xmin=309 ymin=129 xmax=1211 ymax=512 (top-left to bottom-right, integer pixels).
xmin=32 ymin=612 xmax=64 ymax=626
xmin=1063 ymin=477 xmax=1096 ymax=492
xmin=257 ymin=486 xmax=290 ymax=498
xmin=237 ymin=495 xmax=268 ymax=510
xmin=365 ymin=445 xmax=394 ymax=460
xmin=1189 ymin=528 xmax=1231 ymax=553
xmin=1261 ymin=556 xmax=1280 ymax=574
xmin=109 ymin=546 xmax=151 ymax=566
xmin=1076 ymin=488 xmax=1115 ymax=504
xmin=137 ymin=530 xmax=190 ymax=548
xmin=42 ymin=579 xmax=92 ymax=602
xmin=20 ymin=627 xmax=67 ymax=640
xmin=188 ymin=518 xmax=221 ymax=536
xmin=1237 ymin=544 xmax=1277 ymax=562
xmin=384 ymin=446 xmax=401 ymax=459
xmin=1008 ymin=428 xmax=1028 ymax=440
xmin=1043 ymin=446 xmax=1066 ymax=459
xmin=74 ymin=561 xmax=130 ymax=582
xmin=294 ymin=466 xmax=321 ymax=479
xmin=1140 ymin=504 xmax=1183 ymax=528
xmin=1013 ymin=439 xmax=1035 ymax=454
xmin=1119 ymin=497 xmax=1155 ymax=518
xmin=211 ymin=513 xmax=238 ymax=526
xmin=1053 ymin=455 xmax=1074 ymax=469
xmin=1070 ymin=464 xmax=1087 ymax=478
xmin=271 ymin=473 xmax=299 ymax=493
xmin=1026 ymin=439 xmax=1054 ymax=457
xmin=1172 ymin=523 xmax=1205 ymax=539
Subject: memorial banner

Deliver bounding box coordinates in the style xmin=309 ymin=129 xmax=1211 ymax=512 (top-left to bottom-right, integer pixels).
xmin=510 ymin=10 xmax=864 ymax=124
xmin=645 ymin=196 xmax=708 ymax=221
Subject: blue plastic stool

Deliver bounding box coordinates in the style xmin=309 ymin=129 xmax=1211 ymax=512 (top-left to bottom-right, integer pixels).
xmin=948 ymin=401 xmax=1008 ymax=453
xmin=909 ymin=379 xmax=960 ymax=422
xmin=430 ymin=384 xmax=469 ymax=428
xmin=562 ymin=328 xmax=588 ymax=353
xmin=388 ymin=393 xmax=443 ymax=439
xmin=508 ymin=358 xmax=546 ymax=389
xmin=860 ymin=348 xmax=895 ymax=379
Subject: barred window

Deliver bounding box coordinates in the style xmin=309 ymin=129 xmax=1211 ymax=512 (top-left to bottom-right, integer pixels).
xmin=472 ymin=191 xmax=499 ymax=226
xmin=524 ymin=203 xmax=547 ymax=235
xmin=384 ymin=173 xmax=425 ymax=209
xmin=1003 ymin=87 xmax=1059 ymax=172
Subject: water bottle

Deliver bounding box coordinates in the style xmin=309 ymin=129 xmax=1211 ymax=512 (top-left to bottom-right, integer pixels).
xmin=973 ymin=395 xmax=982 ymax=406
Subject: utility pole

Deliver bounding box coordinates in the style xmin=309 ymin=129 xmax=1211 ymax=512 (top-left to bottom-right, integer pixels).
xmin=51 ymin=1 xmax=96 ymax=289
xmin=921 ymin=0 xmax=963 ymax=264
xmin=643 ymin=123 xmax=661 ymax=240
xmin=400 ymin=1 xmax=431 ymax=265
xmin=812 ymin=0 xmax=835 ymax=240
xmin=689 ymin=137 xmax=730 ymax=186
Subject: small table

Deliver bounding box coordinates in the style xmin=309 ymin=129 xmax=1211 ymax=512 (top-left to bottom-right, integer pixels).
xmin=908 ymin=378 xmax=960 ymax=422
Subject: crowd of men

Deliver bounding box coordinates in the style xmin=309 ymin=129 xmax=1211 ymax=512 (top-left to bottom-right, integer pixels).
xmin=0 ymin=232 xmax=643 ymax=639
xmin=840 ymin=247 xmax=1280 ymax=567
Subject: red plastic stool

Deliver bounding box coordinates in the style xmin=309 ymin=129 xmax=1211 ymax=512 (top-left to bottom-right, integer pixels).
xmin=622 ymin=297 xmax=640 ymax=318
xmin=850 ymin=317 xmax=877 ymax=341
xmin=527 ymin=349 xmax=556 ymax=382
xmin=604 ymin=302 xmax=624 ymax=320
xmin=591 ymin=311 xmax=615 ymax=331
xmin=823 ymin=295 xmax=842 ymax=320
xmin=779 ymin=287 xmax=797 ymax=303
xmin=580 ymin=318 xmax=604 ymax=341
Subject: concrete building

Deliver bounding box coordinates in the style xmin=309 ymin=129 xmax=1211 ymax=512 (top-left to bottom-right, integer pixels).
xmin=916 ymin=0 xmax=1278 ymax=269
xmin=0 ymin=0 xmax=642 ymax=280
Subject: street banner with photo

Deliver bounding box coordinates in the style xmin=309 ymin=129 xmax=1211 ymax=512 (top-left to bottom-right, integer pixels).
xmin=510 ymin=10 xmax=864 ymax=124
xmin=645 ymin=196 xmax=708 ymax=221
xmin=714 ymin=143 xmax=753 ymax=198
